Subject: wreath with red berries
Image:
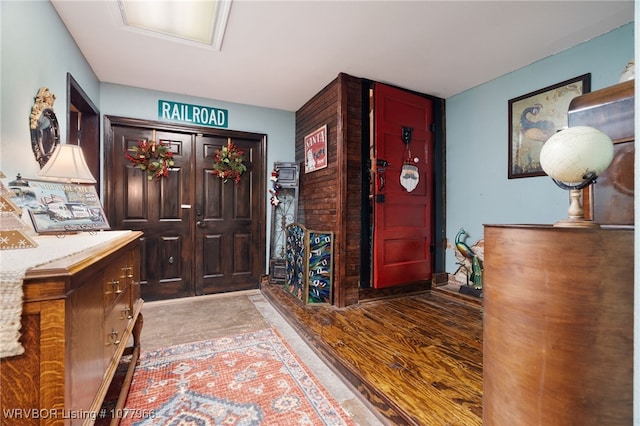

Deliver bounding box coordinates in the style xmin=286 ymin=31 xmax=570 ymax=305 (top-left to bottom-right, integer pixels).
xmin=125 ymin=140 xmax=174 ymax=180
xmin=212 ymin=141 xmax=247 ymax=184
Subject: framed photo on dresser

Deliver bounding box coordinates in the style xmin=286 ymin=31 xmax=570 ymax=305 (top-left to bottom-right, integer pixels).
xmin=24 ymin=180 xmax=109 ymax=234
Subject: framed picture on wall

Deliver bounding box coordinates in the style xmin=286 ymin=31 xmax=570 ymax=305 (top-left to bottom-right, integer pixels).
xmin=25 ymin=180 xmax=110 ymax=234
xmin=508 ymin=73 xmax=591 ymax=178
xmin=304 ymin=125 xmax=328 ymax=173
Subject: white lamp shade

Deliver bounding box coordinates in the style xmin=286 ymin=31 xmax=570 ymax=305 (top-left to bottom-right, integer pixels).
xmin=37 ymin=144 xmax=96 ymax=184
xmin=539 ymin=126 xmax=614 ymax=183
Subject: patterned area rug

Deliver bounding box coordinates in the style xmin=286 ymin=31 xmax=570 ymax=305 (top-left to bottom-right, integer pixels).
xmin=118 ymin=328 xmax=355 ymax=425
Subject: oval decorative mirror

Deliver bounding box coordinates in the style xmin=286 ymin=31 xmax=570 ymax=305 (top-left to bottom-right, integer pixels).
xmin=30 ymin=87 xmax=60 ymax=168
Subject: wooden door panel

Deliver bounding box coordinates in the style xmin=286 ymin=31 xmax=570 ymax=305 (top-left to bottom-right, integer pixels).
xmin=381 ymin=237 xmax=427 ymax=262
xmin=376 ymin=129 xmax=430 ymax=196
xmin=122 ymin=170 xmax=147 ymax=220
xmin=158 ymin=169 xmax=183 ymax=219
xmin=234 ymin=233 xmax=251 ymax=274
xmin=138 ymin=235 xmax=148 ymax=285
xmin=383 ymin=204 xmax=428 ymax=228
xmin=111 ymin=126 xmax=193 ymax=301
xmin=373 ymin=83 xmax=434 ymax=288
xmin=194 ymin=135 xmax=264 ymax=295
xmin=201 ymin=234 xmax=223 ymax=277
xmin=159 ymin=235 xmax=184 ymax=278
xmin=203 ymin=169 xmax=222 ymax=219
xmin=378 ymin=97 xmax=430 ymax=127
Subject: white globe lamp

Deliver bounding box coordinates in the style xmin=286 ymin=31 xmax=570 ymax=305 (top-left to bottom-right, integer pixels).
xmin=539 ymin=126 xmax=614 ymax=227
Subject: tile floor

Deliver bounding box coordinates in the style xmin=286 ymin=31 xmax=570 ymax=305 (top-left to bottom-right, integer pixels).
xmin=138 ymin=290 xmax=387 ymax=426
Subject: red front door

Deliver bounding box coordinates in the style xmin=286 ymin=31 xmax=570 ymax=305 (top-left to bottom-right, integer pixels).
xmin=372 ymin=83 xmax=434 ymax=288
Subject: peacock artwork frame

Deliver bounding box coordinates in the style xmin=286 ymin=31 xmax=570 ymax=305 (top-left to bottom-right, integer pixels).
xmin=508 ymin=73 xmax=591 ymax=179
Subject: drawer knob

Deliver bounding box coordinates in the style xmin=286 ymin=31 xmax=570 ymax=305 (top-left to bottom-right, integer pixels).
xmin=123 ymin=306 xmax=133 ymax=319
xmin=123 ymin=265 xmax=134 ymax=279
xmin=109 ymin=329 xmax=121 ymax=345
xmin=111 ymin=279 xmax=122 ymax=294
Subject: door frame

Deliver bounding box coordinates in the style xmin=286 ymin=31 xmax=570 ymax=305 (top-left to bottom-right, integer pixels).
xmin=103 ymin=115 xmax=268 ymax=291
xmin=67 ymin=73 xmax=100 ymax=189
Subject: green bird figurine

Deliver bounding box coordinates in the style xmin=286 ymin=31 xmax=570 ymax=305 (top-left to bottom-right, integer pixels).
xmin=455 ymin=228 xmax=482 ymax=289
xmin=455 ymin=228 xmax=475 ymax=260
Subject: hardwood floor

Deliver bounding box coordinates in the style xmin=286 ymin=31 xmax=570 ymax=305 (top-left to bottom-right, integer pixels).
xmin=261 ymin=282 xmax=483 ymax=425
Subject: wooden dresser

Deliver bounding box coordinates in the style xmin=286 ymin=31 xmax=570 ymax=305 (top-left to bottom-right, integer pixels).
xmin=1 ymin=231 xmax=143 ymax=425
xmin=483 ymin=225 xmax=633 ymax=425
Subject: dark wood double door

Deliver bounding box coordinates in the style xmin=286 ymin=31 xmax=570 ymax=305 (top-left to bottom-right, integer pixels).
xmin=105 ymin=117 xmax=266 ymax=301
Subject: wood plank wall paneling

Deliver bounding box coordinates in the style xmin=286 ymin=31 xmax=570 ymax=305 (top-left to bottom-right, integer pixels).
xmin=294 ymin=73 xmax=448 ymax=306
xmin=343 ymin=76 xmax=365 ymax=305
xmin=295 ymin=73 xmax=364 ymax=307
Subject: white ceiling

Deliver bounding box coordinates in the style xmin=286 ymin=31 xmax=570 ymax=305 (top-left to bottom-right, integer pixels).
xmin=51 ymin=0 xmax=634 ymax=112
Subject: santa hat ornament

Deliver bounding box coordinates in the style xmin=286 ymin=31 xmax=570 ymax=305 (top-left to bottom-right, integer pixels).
xmin=401 ymin=161 xmax=419 ymax=192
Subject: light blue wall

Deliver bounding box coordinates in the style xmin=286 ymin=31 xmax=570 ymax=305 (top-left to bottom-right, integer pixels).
xmin=0 ymin=0 xmax=100 ymax=181
xmin=100 ymin=83 xmax=295 ymax=171
xmin=445 ymin=23 xmax=634 ymax=272
xmin=0 ymin=1 xmax=633 ymax=276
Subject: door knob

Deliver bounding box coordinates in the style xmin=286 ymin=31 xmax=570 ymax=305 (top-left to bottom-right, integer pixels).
xmin=196 ymin=220 xmax=205 ymax=228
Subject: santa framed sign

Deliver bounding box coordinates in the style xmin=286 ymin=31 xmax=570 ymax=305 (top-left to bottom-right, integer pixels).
xmin=304 ymin=125 xmax=327 ymax=173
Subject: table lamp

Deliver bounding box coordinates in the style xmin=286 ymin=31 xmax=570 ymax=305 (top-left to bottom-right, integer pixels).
xmin=36 ymin=144 xmax=96 ymax=184
xmin=539 ymin=126 xmax=613 ymax=227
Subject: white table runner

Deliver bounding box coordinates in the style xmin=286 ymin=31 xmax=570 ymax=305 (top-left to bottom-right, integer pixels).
xmin=0 ymin=230 xmax=133 ymax=358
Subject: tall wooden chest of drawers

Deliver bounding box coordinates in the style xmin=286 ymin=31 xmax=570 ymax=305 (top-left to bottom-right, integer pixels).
xmin=1 ymin=231 xmax=144 ymax=425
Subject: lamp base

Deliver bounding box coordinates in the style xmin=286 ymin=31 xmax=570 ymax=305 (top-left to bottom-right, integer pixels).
xmin=553 ymin=188 xmax=600 ymax=228
xmin=553 ymin=218 xmax=600 ymax=228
